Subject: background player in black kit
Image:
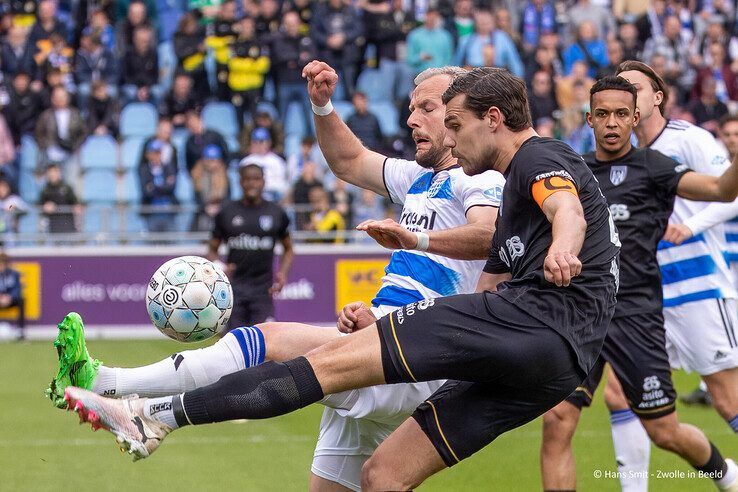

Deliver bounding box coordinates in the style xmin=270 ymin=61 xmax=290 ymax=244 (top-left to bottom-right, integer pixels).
xmin=540 ymin=76 xmax=738 ymax=492
xmin=63 ymin=67 xmax=618 ymax=489
xmin=207 ymin=163 xmax=294 ymax=331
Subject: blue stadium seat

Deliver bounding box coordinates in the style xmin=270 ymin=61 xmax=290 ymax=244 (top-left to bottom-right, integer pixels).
xmin=225 ymin=135 xmax=240 ymax=156
xmin=83 ymin=204 xmax=104 ymax=234
xmin=157 ymin=8 xmax=183 ymax=43
xmin=333 ymin=101 xmax=355 ymax=121
xmin=80 ymin=135 xmax=118 ymax=170
xmin=19 ymin=135 xmax=39 ymax=171
xmin=121 ymin=137 xmax=145 ymax=170
xmin=228 ymin=167 xmax=241 ymax=200
xmin=120 ymin=170 xmax=142 ymax=203
xmin=203 ymin=102 xmax=238 ymax=138
xmin=157 ymin=41 xmax=177 ymax=92
xmin=172 ymin=128 xmax=190 ymax=171
xmin=284 ymin=134 xmax=301 ymax=160
xmin=256 ymin=101 xmax=278 ymax=120
xmin=18 ymin=170 xmax=40 ymax=203
xmin=284 ymin=102 xmax=307 ymax=138
xmin=357 ymin=69 xmax=393 ymax=102
xmin=175 ymin=171 xmax=194 ymax=204
xmin=120 ymin=103 xmax=158 ymax=139
xmin=123 ymin=207 xmax=147 ymax=233
xmin=18 ymin=208 xmax=40 ymax=234
xmin=371 ymin=101 xmax=400 ymax=137
xmin=82 ymin=169 xmax=117 ymax=203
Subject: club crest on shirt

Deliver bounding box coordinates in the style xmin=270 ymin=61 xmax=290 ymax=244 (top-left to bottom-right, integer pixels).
xmin=232 ymin=215 xmax=244 ymax=227
xmin=610 ymin=166 xmax=628 ymax=186
xmin=259 ymin=215 xmax=273 ymax=231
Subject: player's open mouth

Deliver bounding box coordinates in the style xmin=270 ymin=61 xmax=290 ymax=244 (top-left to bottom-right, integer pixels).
xmin=604 ymin=133 xmax=620 ymax=143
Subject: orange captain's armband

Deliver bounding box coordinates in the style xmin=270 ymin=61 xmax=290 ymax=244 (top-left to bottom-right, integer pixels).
xmin=531 ymin=173 xmax=578 ymax=208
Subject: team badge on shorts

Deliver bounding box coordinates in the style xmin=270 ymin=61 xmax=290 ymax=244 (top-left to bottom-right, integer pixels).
xmin=610 ymin=166 xmax=628 ymax=186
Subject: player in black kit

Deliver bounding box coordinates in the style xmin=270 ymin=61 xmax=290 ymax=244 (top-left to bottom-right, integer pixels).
xmin=63 ymin=67 xmax=618 ymax=489
xmin=540 ymin=76 xmax=738 ymax=492
xmin=207 ymin=164 xmax=294 ymax=331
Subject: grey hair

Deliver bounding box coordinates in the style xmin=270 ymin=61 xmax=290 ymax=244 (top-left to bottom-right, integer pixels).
xmin=413 ymin=66 xmax=468 ymax=86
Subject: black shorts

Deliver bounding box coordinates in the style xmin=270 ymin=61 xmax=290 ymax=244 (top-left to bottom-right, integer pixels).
xmin=376 ymin=292 xmax=584 ymax=467
xmin=226 ymin=295 xmax=274 ymax=331
xmin=565 ymin=312 xmax=676 ymax=419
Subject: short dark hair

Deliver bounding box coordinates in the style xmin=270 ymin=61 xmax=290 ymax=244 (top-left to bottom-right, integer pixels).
xmin=589 ymin=75 xmax=637 ymax=109
xmin=239 ymin=163 xmax=264 ymax=178
xmin=441 ymin=67 xmax=532 ymax=131
xmin=616 ymin=60 xmax=669 ymax=114
xmin=719 ymin=114 xmax=738 ymax=129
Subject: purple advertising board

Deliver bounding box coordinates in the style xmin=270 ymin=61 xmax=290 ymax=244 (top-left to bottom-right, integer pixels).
xmin=9 ymin=248 xmax=391 ymax=336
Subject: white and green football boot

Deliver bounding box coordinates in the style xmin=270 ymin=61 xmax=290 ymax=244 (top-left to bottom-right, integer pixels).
xmin=45 ymin=312 xmax=102 ymax=408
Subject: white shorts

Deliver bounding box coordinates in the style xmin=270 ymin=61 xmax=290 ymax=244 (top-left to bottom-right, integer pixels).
xmin=664 ymin=297 xmax=738 ymax=375
xmin=310 ymin=304 xmax=445 ymax=490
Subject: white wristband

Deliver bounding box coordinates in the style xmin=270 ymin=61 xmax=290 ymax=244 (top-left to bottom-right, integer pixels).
xmin=414 ymin=232 xmax=430 ymax=252
xmin=311 ymin=99 xmax=334 ymax=116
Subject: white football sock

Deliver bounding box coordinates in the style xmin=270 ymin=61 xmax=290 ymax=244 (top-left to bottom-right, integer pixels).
xmin=610 ymin=409 xmax=650 ymax=492
xmin=91 ymin=327 xmax=263 ymax=397
xmin=716 ymin=458 xmax=738 ymax=489
xmin=144 ymin=396 xmax=180 ymax=429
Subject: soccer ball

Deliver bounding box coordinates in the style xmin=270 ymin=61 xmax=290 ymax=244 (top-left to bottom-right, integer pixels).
xmin=146 ymin=256 xmax=233 ymax=342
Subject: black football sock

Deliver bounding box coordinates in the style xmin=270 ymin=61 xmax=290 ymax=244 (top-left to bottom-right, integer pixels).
xmin=694 ymin=442 xmax=728 ymax=480
xmin=174 ymin=357 xmax=324 ymax=425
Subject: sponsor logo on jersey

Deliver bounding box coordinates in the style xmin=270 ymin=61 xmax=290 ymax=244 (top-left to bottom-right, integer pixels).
xmin=232 ymin=215 xmax=244 ymax=227
xmin=227 ymin=233 xmax=275 ymax=251
xmin=483 ymin=185 xmax=504 ymax=202
xmin=711 ymin=155 xmax=727 ymax=166
xmin=610 ymin=165 xmax=628 ymax=186
xmin=609 ymin=203 xmax=630 ymax=221
xmin=399 ymin=210 xmax=437 ymax=232
xmin=259 ymin=215 xmax=273 ymax=231
xmin=506 ymin=236 xmax=525 ymax=262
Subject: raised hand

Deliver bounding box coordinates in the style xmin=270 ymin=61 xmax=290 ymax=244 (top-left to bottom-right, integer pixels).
xmin=302 ymin=60 xmax=339 ymax=106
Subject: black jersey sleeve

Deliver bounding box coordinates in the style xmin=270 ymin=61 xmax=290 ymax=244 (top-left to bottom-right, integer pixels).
xmin=483 ymin=230 xmax=510 ymax=274
xmin=518 ymin=144 xmax=582 ymax=205
xmin=212 ymin=207 xmax=226 ymax=240
xmin=647 ymin=149 xmax=691 ymax=199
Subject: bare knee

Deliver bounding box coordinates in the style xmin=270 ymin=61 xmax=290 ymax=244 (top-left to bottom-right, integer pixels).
xmin=542 ymin=402 xmax=580 ymax=448
xmin=704 ymin=371 xmax=738 ymax=421
xmin=642 ymin=417 xmax=678 ymax=451
xmin=361 ymin=455 xmax=416 ymax=492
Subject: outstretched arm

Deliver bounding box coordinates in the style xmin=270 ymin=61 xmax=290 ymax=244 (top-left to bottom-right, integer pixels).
xmin=302 ymin=60 xmax=388 ymax=196
xmin=677 ymin=154 xmax=738 ymax=202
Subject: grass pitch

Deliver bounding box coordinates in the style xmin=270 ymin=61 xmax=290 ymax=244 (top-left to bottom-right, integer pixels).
xmin=2 ymin=339 xmax=735 ymax=491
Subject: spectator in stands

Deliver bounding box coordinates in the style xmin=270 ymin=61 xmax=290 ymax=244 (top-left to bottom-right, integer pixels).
xmin=556 ymin=60 xmax=594 ymax=110
xmin=241 ymin=110 xmax=285 ymax=156
xmin=88 ymin=8 xmax=116 ymax=53
xmin=330 ymin=178 xmax=353 ymax=227
xmin=520 ymin=0 xmax=557 ymax=56
xmin=39 ymin=162 xmax=80 ymax=233
xmin=160 ymin=74 xmax=199 ymax=128
xmin=0 ymin=252 xmax=24 ymax=333
xmin=35 ymin=33 xmax=74 ymax=94
xmin=455 ymin=9 xmax=524 ymax=77
xmin=643 ymin=14 xmax=694 ymax=98
xmin=596 ymin=39 xmax=625 ymax=78
xmin=566 ymin=0 xmax=615 ymax=45
xmin=311 ymin=0 xmax=364 ymax=96
xmin=406 ymin=8 xmax=453 ymax=76
xmin=228 ymin=15 xmax=270 ymax=127
xmin=4 ymin=71 xmax=40 ymax=147
xmin=139 ymin=139 xmax=177 ymax=233
xmin=75 ymin=32 xmax=119 ymax=111
xmin=353 ymin=188 xmax=385 ymax=241
xmin=184 ymin=110 xmax=229 ymax=173
xmin=618 ymin=22 xmax=642 ymax=61
xmin=1 ymin=27 xmax=35 ymax=77
xmin=191 ymin=144 xmax=230 ymax=232
xmin=206 ymin=0 xmax=237 ymax=101
xmin=122 ymin=26 xmax=161 ymax=105
xmin=116 ymin=0 xmax=151 ymax=56
xmin=290 ymin=159 xmax=323 ymax=230
xmin=495 ymin=8 xmax=523 ymax=56
xmin=529 ymin=70 xmax=559 ymax=124
xmin=255 ymin=0 xmax=282 ymax=37
xmin=692 ymin=42 xmax=738 ymax=103
xmin=535 ymin=116 xmax=555 ymax=138
xmin=271 ymin=11 xmax=316 ymax=133
xmin=286 ymin=0 xmax=314 ymax=34
xmin=141 ymin=117 xmax=177 ymax=170
xmin=524 ymin=41 xmax=563 ymax=87
xmin=0 ymin=113 xmax=15 ymax=195
xmin=35 ymin=87 xmax=85 ymax=169
xmin=286 ymin=135 xmax=328 ymax=184
xmin=346 ymin=91 xmax=383 ymax=151
xmin=28 ymin=0 xmax=68 ymax=55
xmin=562 ymin=21 xmax=608 ymax=78
xmin=173 ymin=12 xmax=209 ymax=100
xmin=688 ymin=75 xmax=729 ymax=132
xmin=690 ymin=20 xmax=734 ymax=69
xmin=87 ymin=81 xmax=119 ymax=137
xmin=359 ymin=0 xmax=399 ymax=67
xmin=445 ymin=0 xmax=474 ymax=47
xmin=240 ymin=127 xmax=288 ymax=201
xmin=0 ymin=177 xmax=26 ymax=235
xmin=306 ymin=185 xmax=345 ymax=243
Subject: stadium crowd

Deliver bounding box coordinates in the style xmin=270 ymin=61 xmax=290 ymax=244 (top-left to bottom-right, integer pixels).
xmin=0 ymin=0 xmax=736 ymax=241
